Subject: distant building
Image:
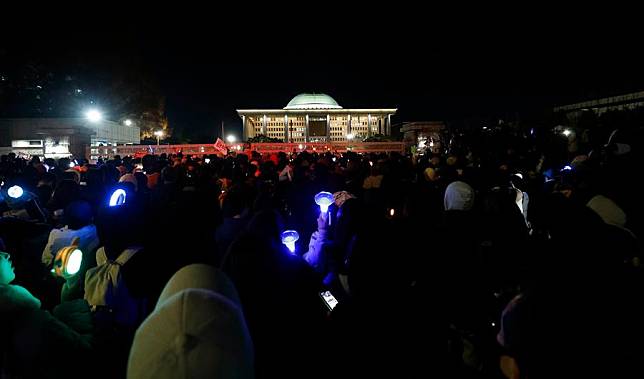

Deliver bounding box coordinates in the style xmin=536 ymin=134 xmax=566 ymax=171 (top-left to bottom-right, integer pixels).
xmin=237 ymin=93 xmax=396 ymax=142
xmin=554 ymin=91 xmax=644 ymax=125
xmin=0 ymin=118 xmax=140 ymax=158
xmin=400 ymin=121 xmax=445 ymax=154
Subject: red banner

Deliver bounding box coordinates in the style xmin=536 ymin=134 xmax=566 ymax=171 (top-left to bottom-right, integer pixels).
xmin=214 ymin=138 xmax=228 ymax=155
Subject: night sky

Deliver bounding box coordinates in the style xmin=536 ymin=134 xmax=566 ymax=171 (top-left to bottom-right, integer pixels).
xmin=4 ymin=22 xmax=644 ymax=141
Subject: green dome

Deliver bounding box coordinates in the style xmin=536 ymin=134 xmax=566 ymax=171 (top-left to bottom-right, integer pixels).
xmin=284 ymin=93 xmax=342 ymax=110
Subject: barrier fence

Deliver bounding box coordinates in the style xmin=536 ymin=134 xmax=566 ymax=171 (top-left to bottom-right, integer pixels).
xmin=87 ymin=141 xmax=405 ymax=162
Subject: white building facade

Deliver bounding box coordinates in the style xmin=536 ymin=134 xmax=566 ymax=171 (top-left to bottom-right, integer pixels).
xmin=237 ymin=93 xmax=396 ymax=143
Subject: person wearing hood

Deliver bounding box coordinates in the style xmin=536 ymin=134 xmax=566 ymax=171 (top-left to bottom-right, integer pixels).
xmin=444 ymin=180 xmax=475 ymax=212
xmin=586 ymin=194 xmax=627 ymax=229
xmin=127 ymin=264 xmax=254 ymax=379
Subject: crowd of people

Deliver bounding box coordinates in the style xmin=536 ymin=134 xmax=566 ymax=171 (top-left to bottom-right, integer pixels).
xmin=0 ymin=125 xmax=642 ymax=378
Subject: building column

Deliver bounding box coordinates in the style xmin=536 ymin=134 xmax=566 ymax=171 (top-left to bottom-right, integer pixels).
xmin=262 ymin=115 xmax=267 ymax=136
xmin=367 ymin=114 xmax=372 ymax=137
xmin=347 ymin=114 xmax=351 ymax=137
xmin=326 ymin=114 xmax=330 ymax=142
xmin=241 ymin=115 xmax=247 ymax=139
xmin=284 ymin=114 xmax=289 ymax=142
xmin=305 ymin=114 xmax=309 ymax=143
xmin=387 ymin=114 xmax=391 ymax=136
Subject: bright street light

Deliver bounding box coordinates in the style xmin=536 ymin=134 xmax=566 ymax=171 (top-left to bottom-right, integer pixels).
xmin=85 ymin=109 xmax=103 ymax=123
xmin=562 ymin=129 xmax=572 ymax=137
xmin=124 ymin=119 xmax=132 ymax=126
xmin=154 ymin=130 xmax=164 ymax=146
xmin=347 ymin=133 xmax=355 ymax=140
xmin=226 ymin=135 xmax=236 ymax=143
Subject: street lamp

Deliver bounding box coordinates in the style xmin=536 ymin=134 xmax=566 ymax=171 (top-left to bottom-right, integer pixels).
xmin=124 ymin=119 xmax=133 ymax=126
xmin=226 ymin=135 xmax=236 ymax=143
xmin=562 ymin=129 xmax=572 ymax=137
xmin=347 ymin=133 xmax=355 ymax=141
xmin=154 ymin=130 xmax=164 ymax=146
xmin=85 ymin=109 xmax=103 ymax=123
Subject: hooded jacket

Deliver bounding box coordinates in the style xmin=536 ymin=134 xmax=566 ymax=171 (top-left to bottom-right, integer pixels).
xmin=444 ymin=181 xmax=475 ymax=211
xmin=586 ymin=194 xmax=627 ymax=228
xmin=127 ymin=264 xmax=253 ymax=379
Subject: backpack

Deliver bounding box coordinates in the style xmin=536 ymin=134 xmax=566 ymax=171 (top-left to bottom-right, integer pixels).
xmin=84 ymin=246 xmax=147 ymax=329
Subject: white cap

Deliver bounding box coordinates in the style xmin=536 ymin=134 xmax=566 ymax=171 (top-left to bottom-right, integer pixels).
xmin=127 ymin=264 xmax=253 ymax=379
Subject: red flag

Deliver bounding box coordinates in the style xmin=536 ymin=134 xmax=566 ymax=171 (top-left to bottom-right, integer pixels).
xmin=214 ymin=138 xmax=228 ymax=155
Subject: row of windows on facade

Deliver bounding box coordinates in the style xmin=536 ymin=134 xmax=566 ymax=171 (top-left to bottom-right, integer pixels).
xmin=259 ymin=126 xmax=373 ymax=133
xmin=261 ymin=135 xmax=362 ymax=139
xmin=262 ymin=128 xmax=307 ymax=132
xmin=250 ymin=121 xmax=376 ymax=128
xmin=253 ymin=116 xmax=384 ymax=121
xmin=257 ymin=126 xmax=371 ymax=131
xmin=250 ymin=116 xmax=385 ymax=122
xmin=261 ymin=125 xmax=368 ymax=131
xmin=261 ymin=133 xmax=375 ymax=139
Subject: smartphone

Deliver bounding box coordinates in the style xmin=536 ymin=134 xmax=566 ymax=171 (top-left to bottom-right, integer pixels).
xmin=320 ymin=290 xmax=338 ymax=311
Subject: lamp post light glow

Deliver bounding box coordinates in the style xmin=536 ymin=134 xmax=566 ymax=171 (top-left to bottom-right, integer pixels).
xmin=347 ymin=133 xmax=355 ymax=140
xmin=154 ymin=130 xmax=164 ymax=146
xmin=124 ymin=119 xmax=133 ymax=126
xmin=226 ymin=135 xmax=236 ymax=143
xmin=7 ymin=185 xmax=23 ymax=199
xmin=281 ymin=230 xmax=299 ymax=254
xmin=562 ymin=129 xmax=572 ymax=137
xmin=85 ymin=109 xmax=103 ymax=123
xmin=314 ymin=191 xmax=334 ymax=214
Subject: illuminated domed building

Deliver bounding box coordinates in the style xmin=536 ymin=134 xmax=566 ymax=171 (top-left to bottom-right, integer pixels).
xmin=237 ymin=93 xmax=396 ymax=142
